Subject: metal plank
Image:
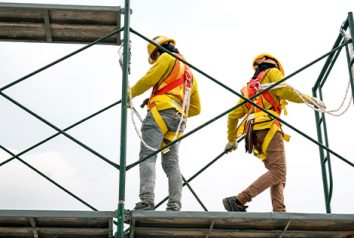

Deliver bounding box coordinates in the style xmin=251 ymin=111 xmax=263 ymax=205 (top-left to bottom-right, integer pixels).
xmin=0 ymin=227 xmax=110 ymax=237
xmin=0 ymin=210 xmax=114 ymax=218
xmin=133 ymin=227 xmax=354 ymax=238
xmin=0 ymin=2 xmax=121 ymax=45
xmin=0 ymin=210 xmax=114 ymax=238
xmin=128 ymin=211 xmax=354 ymax=238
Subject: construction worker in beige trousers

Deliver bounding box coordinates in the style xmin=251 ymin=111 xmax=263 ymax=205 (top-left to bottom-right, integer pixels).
xmin=223 ymin=53 xmax=325 ymax=212
xmin=129 ymin=36 xmax=201 ymax=211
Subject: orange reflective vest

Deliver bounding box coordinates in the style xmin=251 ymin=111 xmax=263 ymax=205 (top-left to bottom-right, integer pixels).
xmin=238 ymin=69 xmax=290 ymax=160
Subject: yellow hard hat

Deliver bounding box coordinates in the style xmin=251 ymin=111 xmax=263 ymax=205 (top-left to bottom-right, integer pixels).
xmin=147 ymin=35 xmax=176 ymax=64
xmin=252 ymin=53 xmax=284 ymax=76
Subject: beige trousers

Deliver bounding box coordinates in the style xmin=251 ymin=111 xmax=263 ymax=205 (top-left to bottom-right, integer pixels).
xmin=236 ymin=130 xmax=286 ymax=212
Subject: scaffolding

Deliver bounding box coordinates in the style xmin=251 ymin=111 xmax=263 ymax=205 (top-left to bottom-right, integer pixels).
xmin=0 ymin=2 xmax=353 ymax=238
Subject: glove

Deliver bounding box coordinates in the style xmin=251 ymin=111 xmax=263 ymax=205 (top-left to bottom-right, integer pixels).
xmin=308 ymin=96 xmax=326 ymax=109
xmin=224 ymin=141 xmax=238 ymax=153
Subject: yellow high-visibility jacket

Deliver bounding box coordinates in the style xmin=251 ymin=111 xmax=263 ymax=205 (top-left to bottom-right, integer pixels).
xmin=131 ymin=52 xmax=201 ymax=117
xmin=227 ymin=67 xmax=308 ymax=143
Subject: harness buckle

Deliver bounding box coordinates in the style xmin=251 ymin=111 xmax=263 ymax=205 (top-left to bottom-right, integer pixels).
xmin=184 ymin=69 xmax=192 ymax=88
xmin=252 ymin=81 xmax=260 ymax=91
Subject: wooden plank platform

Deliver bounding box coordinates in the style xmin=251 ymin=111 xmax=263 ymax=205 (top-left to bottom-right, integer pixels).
xmin=0 ymin=210 xmax=114 ymax=238
xmin=0 ymin=3 xmax=121 ymax=45
xmin=127 ymin=211 xmax=354 ymax=238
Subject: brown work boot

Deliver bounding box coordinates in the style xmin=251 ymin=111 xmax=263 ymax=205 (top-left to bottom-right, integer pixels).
xmin=222 ymin=197 xmax=248 ymax=212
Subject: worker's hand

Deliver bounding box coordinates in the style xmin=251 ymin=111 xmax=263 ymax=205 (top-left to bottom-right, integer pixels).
xmin=307 ymin=96 xmax=326 ymax=109
xmin=224 ymin=141 xmax=238 ymax=153
xmin=140 ymin=98 xmax=149 ymax=108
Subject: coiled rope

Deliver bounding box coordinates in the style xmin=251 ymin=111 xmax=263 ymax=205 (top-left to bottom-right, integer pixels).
xmin=258 ymin=81 xmax=352 ymax=116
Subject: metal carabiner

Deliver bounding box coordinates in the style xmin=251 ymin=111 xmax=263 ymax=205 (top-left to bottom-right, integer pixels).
xmin=252 ymin=81 xmax=260 ymax=91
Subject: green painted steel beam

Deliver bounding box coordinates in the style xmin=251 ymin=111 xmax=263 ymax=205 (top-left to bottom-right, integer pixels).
xmin=0 ymin=28 xmax=122 ymax=92
xmin=116 ymin=0 xmax=131 ymax=237
xmin=347 ymin=12 xmax=354 ymax=104
xmin=0 ymin=145 xmax=98 ymax=211
xmin=0 ymin=91 xmax=120 ymax=169
xmin=0 ymin=100 xmax=121 ymax=168
xmin=312 ymin=12 xmax=354 ymax=213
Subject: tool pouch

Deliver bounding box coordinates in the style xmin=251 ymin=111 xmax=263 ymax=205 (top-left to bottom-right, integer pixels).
xmin=244 ymin=120 xmax=254 ymax=154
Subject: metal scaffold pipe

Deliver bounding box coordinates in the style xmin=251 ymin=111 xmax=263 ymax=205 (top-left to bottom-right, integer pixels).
xmin=117 ymin=0 xmax=130 ymax=237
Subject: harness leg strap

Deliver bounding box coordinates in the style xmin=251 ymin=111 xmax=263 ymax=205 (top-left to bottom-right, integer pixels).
xmin=149 ymin=104 xmax=184 ymax=153
xmin=150 ymin=103 xmax=168 ymax=135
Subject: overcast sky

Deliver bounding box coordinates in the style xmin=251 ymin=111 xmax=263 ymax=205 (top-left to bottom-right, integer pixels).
xmin=0 ymin=0 xmax=353 ymax=215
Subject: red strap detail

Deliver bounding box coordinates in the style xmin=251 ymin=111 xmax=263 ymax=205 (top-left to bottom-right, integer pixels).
xmin=261 ymin=92 xmax=281 ymax=114
xmin=149 ymin=102 xmax=156 ymax=109
xmin=184 ymin=69 xmax=192 ymax=88
xmin=244 ymin=69 xmax=283 ymax=112
xmin=153 ymin=74 xmax=185 ymax=96
xmin=152 ymin=67 xmax=192 ymax=97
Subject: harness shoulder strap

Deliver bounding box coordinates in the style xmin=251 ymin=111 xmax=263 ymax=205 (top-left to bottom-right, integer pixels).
xmin=242 ymin=70 xmax=269 ymax=109
xmin=151 ymin=54 xmax=192 ymax=98
xmin=153 ymin=68 xmax=186 ymax=96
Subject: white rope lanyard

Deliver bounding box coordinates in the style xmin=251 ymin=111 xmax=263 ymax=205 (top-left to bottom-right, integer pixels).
xmin=172 ymin=72 xmax=192 ymax=142
xmin=258 ymin=81 xmax=352 ymax=116
xmin=128 ymin=87 xmax=160 ymax=151
xmin=128 ymin=84 xmax=191 ymax=152
xmin=118 ymin=42 xmax=159 ymax=151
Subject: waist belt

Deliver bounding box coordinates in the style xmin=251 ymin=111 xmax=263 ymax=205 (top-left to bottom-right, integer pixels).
xmin=246 ymin=110 xmax=290 ymax=160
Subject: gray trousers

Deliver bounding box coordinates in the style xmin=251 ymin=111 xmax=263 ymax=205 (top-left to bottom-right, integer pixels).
xmin=139 ymin=109 xmax=185 ymax=210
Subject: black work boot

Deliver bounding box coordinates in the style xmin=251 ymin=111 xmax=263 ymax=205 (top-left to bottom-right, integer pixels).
xmin=134 ymin=201 xmax=155 ymax=211
xmin=222 ymin=197 xmax=248 ymax=212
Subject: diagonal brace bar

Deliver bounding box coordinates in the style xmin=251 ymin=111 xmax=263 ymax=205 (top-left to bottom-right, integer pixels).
xmin=0 ymin=100 xmax=121 ymax=168
xmin=0 ymin=28 xmax=123 ymax=92
xmin=0 ymin=144 xmax=98 ymax=211
xmin=0 ymin=91 xmax=119 ymax=169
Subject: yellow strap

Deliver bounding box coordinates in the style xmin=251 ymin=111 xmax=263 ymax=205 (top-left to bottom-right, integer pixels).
xmin=255 ymin=123 xmax=290 ymax=160
xmin=250 ymin=110 xmax=280 ymax=120
xmin=261 ymin=123 xmax=278 ymax=159
xmin=150 ymin=105 xmax=168 ymax=135
xmin=161 ymin=131 xmax=183 ymax=153
xmin=161 ymin=141 xmax=170 ymax=153
xmin=164 ymin=131 xmax=183 ymax=141
xmin=280 ymin=100 xmax=288 ymax=115
xmin=239 ymin=108 xmax=291 ymax=160
xmin=237 ymin=110 xmax=279 ymax=138
xmin=283 ymin=133 xmax=291 ymax=142
xmin=236 ymin=117 xmax=247 ymax=137
xmin=150 ymin=107 xmax=184 ymax=153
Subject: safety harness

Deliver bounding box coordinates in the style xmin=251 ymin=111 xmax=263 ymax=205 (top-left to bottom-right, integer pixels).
xmin=148 ymin=54 xmax=193 ymax=151
xmin=237 ymin=69 xmax=290 ymax=160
